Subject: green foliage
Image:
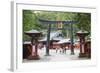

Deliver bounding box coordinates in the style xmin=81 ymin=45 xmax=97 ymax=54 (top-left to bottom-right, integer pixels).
xmin=75 ymin=13 xmax=91 ymax=32
xmin=23 ymin=10 xmax=42 ymax=31
xmin=23 ymin=10 xmax=41 ymax=41
xmin=23 ymin=10 xmax=91 ymax=41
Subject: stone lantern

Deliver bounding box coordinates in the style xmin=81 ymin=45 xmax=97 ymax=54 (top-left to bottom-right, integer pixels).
xmin=76 ymin=30 xmax=89 ymax=58
xmin=25 ymin=29 xmax=42 ymax=60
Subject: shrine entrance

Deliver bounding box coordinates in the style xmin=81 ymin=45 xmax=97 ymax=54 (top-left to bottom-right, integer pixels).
xmin=23 ymin=10 xmax=91 ymax=61
xmin=39 ymin=19 xmax=77 ymax=56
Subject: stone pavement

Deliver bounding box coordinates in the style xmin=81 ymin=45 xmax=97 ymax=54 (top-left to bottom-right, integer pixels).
xmin=23 ymin=49 xmax=88 ymax=63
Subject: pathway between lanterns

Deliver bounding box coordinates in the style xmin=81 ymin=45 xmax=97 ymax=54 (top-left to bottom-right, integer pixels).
xmin=23 ymin=49 xmax=87 ymax=63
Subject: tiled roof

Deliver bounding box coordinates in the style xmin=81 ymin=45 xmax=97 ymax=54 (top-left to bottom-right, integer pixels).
xmin=39 ymin=31 xmax=63 ymax=41
xmin=25 ymin=29 xmax=41 ymax=33
xmin=57 ymin=38 xmax=70 ymax=44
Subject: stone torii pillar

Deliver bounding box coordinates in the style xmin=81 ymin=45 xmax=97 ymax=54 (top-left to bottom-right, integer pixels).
xmin=70 ymin=23 xmax=74 ymax=55
xmin=45 ymin=24 xmax=51 ymax=56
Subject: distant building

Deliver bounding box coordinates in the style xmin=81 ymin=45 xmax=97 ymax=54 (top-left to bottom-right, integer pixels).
xmin=39 ymin=31 xmax=64 ymax=49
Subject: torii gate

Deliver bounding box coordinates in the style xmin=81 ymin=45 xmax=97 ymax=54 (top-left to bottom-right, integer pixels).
xmin=39 ymin=19 xmax=77 ymax=56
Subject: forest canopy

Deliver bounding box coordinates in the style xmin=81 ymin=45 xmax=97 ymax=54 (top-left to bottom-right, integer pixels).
xmin=23 ymin=10 xmax=91 ymax=41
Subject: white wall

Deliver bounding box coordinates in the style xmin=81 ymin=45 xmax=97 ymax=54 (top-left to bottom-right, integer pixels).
xmin=0 ymin=0 xmax=100 ymax=73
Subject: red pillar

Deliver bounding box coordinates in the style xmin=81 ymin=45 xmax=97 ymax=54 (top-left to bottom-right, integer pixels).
xmin=79 ymin=36 xmax=86 ymax=57
xmin=35 ymin=39 xmax=38 ymax=56
xmin=27 ymin=38 xmax=40 ymax=60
